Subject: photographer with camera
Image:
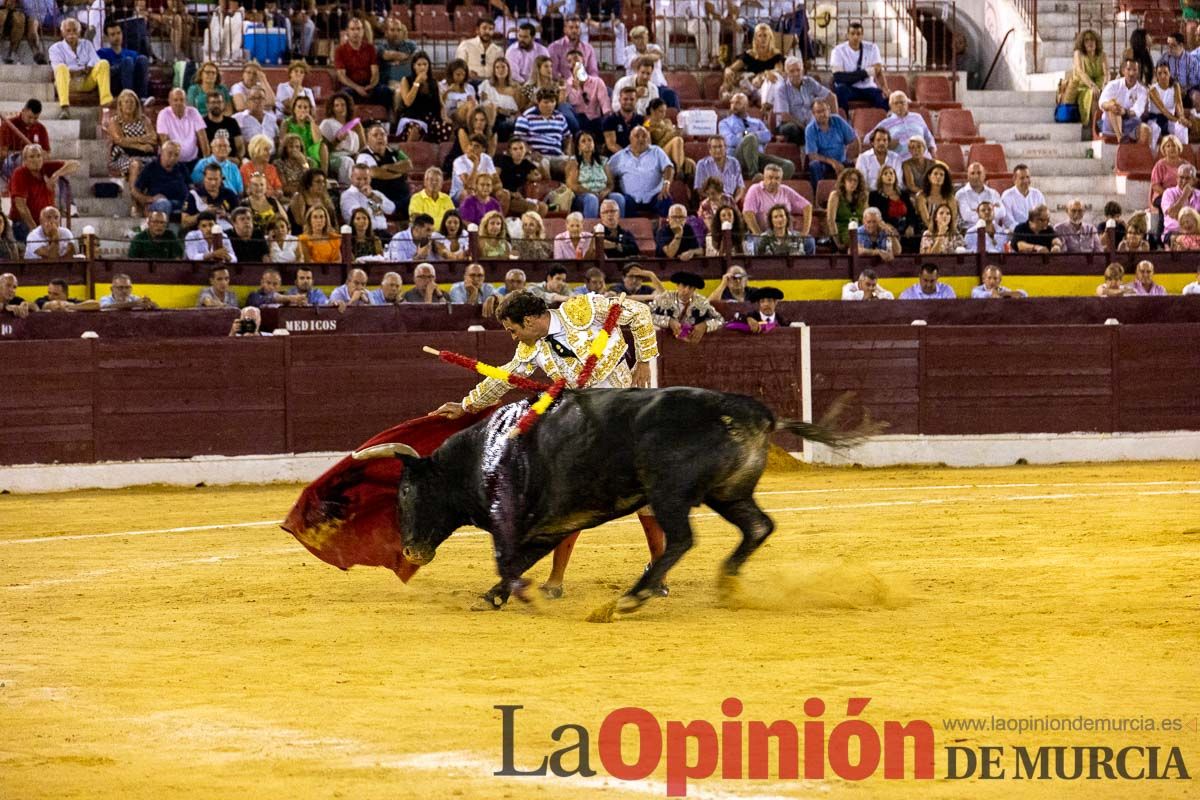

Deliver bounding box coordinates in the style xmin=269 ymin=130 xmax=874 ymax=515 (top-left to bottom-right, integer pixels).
xmin=229 ymin=306 xmax=264 ymax=337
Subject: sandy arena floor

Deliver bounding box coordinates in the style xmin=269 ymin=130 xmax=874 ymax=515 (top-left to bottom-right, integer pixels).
xmin=1 ymin=461 xmax=1198 ymax=799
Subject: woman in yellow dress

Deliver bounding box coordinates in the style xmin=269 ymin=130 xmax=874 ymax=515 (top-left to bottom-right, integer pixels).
xmin=1067 ymin=29 xmax=1107 ymax=129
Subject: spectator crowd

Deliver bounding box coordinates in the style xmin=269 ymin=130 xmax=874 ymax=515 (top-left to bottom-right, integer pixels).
xmin=0 ymin=4 xmax=1196 ymax=321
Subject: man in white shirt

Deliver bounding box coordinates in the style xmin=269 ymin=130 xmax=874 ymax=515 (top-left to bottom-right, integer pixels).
xmin=964 ymin=200 xmax=1009 ymax=254
xmin=624 ymin=25 xmax=677 ymax=107
xmin=451 ymin=134 xmax=498 ymax=201
xmin=612 ymin=58 xmax=660 ymax=115
xmin=970 ymin=265 xmax=1027 ymax=298
xmin=1000 ymin=164 xmax=1045 ymax=227
xmin=841 ymin=268 xmax=894 ymax=300
xmin=854 ymin=128 xmax=903 ymax=190
xmin=184 ymin=212 xmax=237 ymax=263
xmin=1182 ymin=266 xmax=1200 ymax=295
xmin=955 ymin=162 xmax=1005 ymax=230
xmin=830 ymin=21 xmax=887 ymax=111
xmin=456 ymin=18 xmax=504 ymax=81
xmin=24 ymin=207 xmax=76 ymax=260
xmin=1099 ymin=58 xmax=1151 ymax=145
xmin=49 ymin=18 xmax=112 ymax=119
xmin=233 ymin=87 xmax=278 ymax=142
xmin=654 ymin=0 xmax=720 ymax=69
xmin=341 ymin=164 xmax=396 ymax=234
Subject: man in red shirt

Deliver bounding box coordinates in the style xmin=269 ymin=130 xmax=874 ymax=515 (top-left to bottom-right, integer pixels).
xmin=10 ymin=144 xmax=79 ymax=241
xmin=0 ymin=99 xmax=50 ymax=161
xmin=333 ymin=17 xmax=378 ymax=103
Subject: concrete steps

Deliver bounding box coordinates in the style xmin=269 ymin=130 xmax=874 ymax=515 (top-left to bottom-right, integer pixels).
xmin=970 ymin=105 xmax=1063 ymax=124
xmin=1003 ymin=139 xmax=1095 ymax=160
xmin=1038 ymin=175 xmax=1122 ymax=195
xmin=978 ymin=121 xmax=1082 ymax=143
xmin=961 ymin=90 xmax=1057 ymax=107
xmin=1020 ymin=157 xmax=1114 ymax=176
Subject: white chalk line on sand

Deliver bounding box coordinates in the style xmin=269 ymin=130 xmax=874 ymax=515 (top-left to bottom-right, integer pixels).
xmin=4 ymin=547 xmax=300 ymax=590
xmin=3 ymin=480 xmax=1200 ymax=547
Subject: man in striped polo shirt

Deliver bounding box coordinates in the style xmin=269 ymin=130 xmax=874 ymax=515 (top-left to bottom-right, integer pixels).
xmin=513 ymin=88 xmax=572 ymax=178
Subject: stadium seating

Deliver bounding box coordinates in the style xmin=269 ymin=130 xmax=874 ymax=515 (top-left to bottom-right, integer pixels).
xmin=913 ymin=75 xmax=956 ymax=110
xmin=851 ymin=107 xmax=887 ymax=142
xmin=1115 ymin=143 xmax=1155 ymax=182
xmin=968 ymin=143 xmax=1010 ymax=178
xmin=936 ymin=108 xmax=984 ymax=144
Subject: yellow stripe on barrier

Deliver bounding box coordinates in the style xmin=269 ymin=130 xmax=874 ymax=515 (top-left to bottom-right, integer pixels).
xmin=91 ymin=276 xmax=1200 ymax=309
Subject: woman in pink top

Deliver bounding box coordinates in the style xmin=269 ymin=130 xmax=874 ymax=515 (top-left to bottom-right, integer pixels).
xmin=552 ymin=212 xmax=594 ymax=259
xmin=1150 ymin=134 xmax=1186 ymax=211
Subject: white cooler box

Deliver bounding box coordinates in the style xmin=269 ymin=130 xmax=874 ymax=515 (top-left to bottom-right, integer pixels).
xmin=678 ymin=109 xmax=718 ymax=137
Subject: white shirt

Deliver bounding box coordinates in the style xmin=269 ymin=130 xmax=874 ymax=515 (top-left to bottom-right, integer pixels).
xmin=270 ymin=236 xmax=299 ymax=263
xmin=1000 ymin=185 xmax=1046 ymax=227
xmin=854 ymin=149 xmax=904 ymax=191
xmin=1099 ymin=77 xmax=1148 ymax=117
xmin=184 ymin=229 xmax=237 ymax=262
xmin=1182 ymin=280 xmax=1200 ymax=295
xmin=24 ymin=226 xmax=76 ymax=259
xmin=841 ymin=281 xmax=894 ymax=301
xmin=830 ymin=41 xmax=882 ymax=90
xmin=49 ymin=38 xmax=99 ymax=71
xmin=451 ymin=153 xmax=497 ymax=199
xmin=612 ymin=74 xmax=659 ymax=115
xmin=455 ymin=36 xmax=504 ymax=79
xmin=955 ymin=184 xmax=1006 ymax=229
xmin=964 ymin=220 xmax=1010 ymax=253
xmin=340 ymin=185 xmax=395 ymax=231
xmin=624 ymin=44 xmax=667 ymax=87
xmin=275 ymin=83 xmax=315 ymax=115
xmin=233 ymin=108 xmax=278 ymax=142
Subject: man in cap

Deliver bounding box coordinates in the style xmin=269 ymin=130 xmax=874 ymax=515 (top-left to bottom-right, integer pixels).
xmin=745 ymin=286 xmax=787 ymax=332
xmin=649 ymin=270 xmax=724 ymax=343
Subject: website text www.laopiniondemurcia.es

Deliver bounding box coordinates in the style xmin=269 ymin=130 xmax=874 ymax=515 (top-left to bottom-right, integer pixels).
xmin=493 ymin=699 xmax=1192 ymax=796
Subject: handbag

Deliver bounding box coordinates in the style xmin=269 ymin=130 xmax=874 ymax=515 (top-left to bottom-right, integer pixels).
xmin=545 ymin=184 xmax=575 ymax=213
xmin=833 ymin=42 xmax=867 ymax=86
xmin=1054 ymin=103 xmax=1081 ymax=124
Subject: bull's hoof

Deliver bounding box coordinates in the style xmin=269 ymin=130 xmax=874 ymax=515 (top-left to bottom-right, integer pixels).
xmin=642 ymin=563 xmax=669 ymax=597
xmin=471 ymin=590 xmax=508 ymax=611
xmin=509 ymin=578 xmax=535 ymax=604
xmin=539 ymin=583 xmax=565 ymax=600
xmin=616 ymin=590 xmax=653 ymax=614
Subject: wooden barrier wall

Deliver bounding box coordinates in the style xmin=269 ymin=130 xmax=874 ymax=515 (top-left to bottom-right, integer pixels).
xmin=4 ymin=326 xmax=1199 ymax=467
xmin=6 ymin=297 xmax=1200 ymax=340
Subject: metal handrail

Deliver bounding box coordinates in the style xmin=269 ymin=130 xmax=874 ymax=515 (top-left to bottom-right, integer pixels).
xmin=981 ymin=28 xmax=1016 ymax=90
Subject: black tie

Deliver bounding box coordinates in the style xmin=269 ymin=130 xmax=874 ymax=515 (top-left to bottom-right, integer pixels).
xmin=547 ymin=335 xmax=577 ymax=360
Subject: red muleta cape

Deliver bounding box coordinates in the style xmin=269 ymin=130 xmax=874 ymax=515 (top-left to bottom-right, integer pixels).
xmin=281 ymin=410 xmax=492 ymax=582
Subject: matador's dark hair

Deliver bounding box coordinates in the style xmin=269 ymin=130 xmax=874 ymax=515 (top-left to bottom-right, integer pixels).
xmin=496 ymin=291 xmax=548 ymax=324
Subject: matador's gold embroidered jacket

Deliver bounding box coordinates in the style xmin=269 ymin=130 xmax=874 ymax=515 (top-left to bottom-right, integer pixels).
xmin=461 ymin=294 xmax=659 ymax=412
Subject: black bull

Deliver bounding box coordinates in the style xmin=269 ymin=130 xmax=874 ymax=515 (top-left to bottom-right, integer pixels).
xmin=354 ymin=386 xmax=863 ymax=612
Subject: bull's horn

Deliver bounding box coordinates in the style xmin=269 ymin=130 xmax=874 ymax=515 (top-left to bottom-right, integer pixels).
xmin=351 ymin=443 xmax=420 ymax=460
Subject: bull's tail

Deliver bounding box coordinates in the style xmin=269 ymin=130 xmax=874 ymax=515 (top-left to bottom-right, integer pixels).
xmin=773 ymin=393 xmax=885 ymax=450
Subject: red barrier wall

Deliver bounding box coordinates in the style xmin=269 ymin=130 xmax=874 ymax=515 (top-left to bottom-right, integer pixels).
xmin=2 ymin=327 xmax=1198 ymax=466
